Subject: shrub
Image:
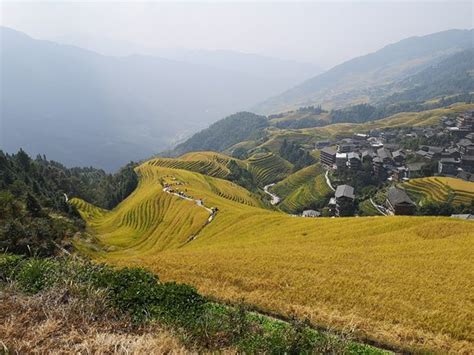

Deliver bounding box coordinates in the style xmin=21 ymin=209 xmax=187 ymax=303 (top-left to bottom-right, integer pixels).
xmin=92 ymin=266 xmax=161 ymax=321
xmin=0 ymin=254 xmax=23 ymax=282
xmin=15 ymin=258 xmax=59 ymax=294
xmin=154 ymin=282 xmax=206 ymax=324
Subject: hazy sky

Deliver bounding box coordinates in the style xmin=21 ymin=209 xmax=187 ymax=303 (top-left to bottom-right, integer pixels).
xmin=1 ymin=1 xmax=472 ymax=67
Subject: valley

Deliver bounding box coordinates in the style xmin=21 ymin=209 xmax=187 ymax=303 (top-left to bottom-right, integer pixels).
xmin=2 ymin=18 xmax=474 ymax=353
xmin=72 ymin=154 xmax=474 ymax=353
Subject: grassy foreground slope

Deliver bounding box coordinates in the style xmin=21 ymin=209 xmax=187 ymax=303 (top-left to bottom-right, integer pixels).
xmin=72 ymin=161 xmax=474 ymax=353
xmin=402 ymin=177 xmax=474 ymax=206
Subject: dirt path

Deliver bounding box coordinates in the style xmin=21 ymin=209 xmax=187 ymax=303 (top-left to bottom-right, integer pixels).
xmin=263 ymin=183 xmax=281 ymax=205
xmin=370 ymin=198 xmax=390 ymax=216
xmin=162 ymin=186 xmax=217 ymax=229
xmin=325 ymin=171 xmax=336 ymax=192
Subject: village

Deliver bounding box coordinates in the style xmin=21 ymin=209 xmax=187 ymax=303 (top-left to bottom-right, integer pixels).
xmin=298 ymin=109 xmax=474 ymax=218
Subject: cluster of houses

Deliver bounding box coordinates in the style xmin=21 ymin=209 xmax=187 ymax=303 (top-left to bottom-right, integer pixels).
xmin=319 ymin=109 xmax=474 ymax=184
xmin=304 ymin=109 xmax=474 ymax=217
xmin=301 ymin=185 xmax=356 ymax=218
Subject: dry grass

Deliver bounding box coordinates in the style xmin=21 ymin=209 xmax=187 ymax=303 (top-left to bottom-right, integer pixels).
xmin=72 ymin=159 xmax=474 ymax=353
xmin=0 ymin=286 xmax=188 ymax=354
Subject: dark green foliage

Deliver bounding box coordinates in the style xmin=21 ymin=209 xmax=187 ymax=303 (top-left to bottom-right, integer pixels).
xmin=169 ymin=112 xmax=269 ymax=156
xmin=91 ymin=266 xmax=205 ymax=323
xmin=0 ymin=256 xmax=381 ymax=354
xmin=330 ymin=104 xmax=377 ymax=124
xmin=154 ymin=282 xmax=205 ymax=323
xmin=92 ymin=267 xmax=162 ymax=322
xmin=227 ymin=160 xmax=257 ymax=191
xmin=26 ymin=193 xmax=42 ymax=217
xmin=0 ymin=254 xmax=23 ymax=282
xmin=279 ymin=139 xmax=315 ymax=171
xmin=0 ymin=149 xmax=138 ymax=256
xmin=330 ymin=93 xmax=474 ymax=126
xmin=275 ymin=117 xmax=326 ymax=129
xmin=231 ymin=147 xmax=249 ymax=160
xmin=15 ymin=258 xmax=59 ymax=294
xmin=296 ymin=105 xmax=325 ymax=114
xmin=0 ymin=149 xmax=138 ymax=211
xmin=417 ymin=200 xmax=474 ymax=216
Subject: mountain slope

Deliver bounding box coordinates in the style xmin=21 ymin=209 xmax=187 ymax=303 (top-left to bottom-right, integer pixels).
xmin=255 ymin=29 xmax=474 ymax=113
xmin=382 ymin=48 xmax=474 ymax=104
xmin=166 ymin=112 xmax=269 ymax=157
xmin=72 ymin=158 xmax=474 ymax=353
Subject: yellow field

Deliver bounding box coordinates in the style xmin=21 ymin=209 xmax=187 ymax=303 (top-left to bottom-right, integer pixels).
xmin=72 ymin=160 xmax=474 ymax=353
xmin=402 ymin=177 xmax=474 ymax=206
xmin=149 ymin=151 xmax=292 ymax=187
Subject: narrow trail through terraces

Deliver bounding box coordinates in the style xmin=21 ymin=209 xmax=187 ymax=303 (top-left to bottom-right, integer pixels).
xmin=263 ymin=183 xmax=281 ymax=205
xmin=162 ymin=184 xmax=217 ymax=243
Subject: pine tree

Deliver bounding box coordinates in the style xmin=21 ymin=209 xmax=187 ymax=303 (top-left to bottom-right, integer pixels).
xmin=26 ymin=193 xmax=42 ymax=217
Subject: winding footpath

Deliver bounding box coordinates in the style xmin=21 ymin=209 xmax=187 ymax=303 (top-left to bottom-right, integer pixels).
xmin=325 ymin=170 xmax=336 ymax=192
xmin=263 ymin=183 xmax=281 ymax=205
xmin=370 ymin=198 xmax=388 ymax=216
xmin=162 ymin=186 xmax=216 ymax=225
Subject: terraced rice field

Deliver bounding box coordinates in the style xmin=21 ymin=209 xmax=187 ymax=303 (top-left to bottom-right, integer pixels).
xmin=272 ymin=164 xmax=332 ymax=213
xmin=246 ymin=152 xmax=293 ymax=186
xmin=72 ymin=159 xmax=474 ymax=353
xmin=254 ymin=104 xmax=474 ymax=155
xmin=402 ymin=177 xmax=474 ymax=206
xmin=71 ymin=198 xmax=107 ymax=220
xmin=151 ymin=151 xmax=293 ymax=188
xmin=148 ymin=152 xmax=234 ymax=179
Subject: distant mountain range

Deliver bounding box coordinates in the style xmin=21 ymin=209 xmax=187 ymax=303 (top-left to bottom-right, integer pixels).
xmin=2 ymin=27 xmax=473 ymax=170
xmin=254 ymin=29 xmax=474 ymax=113
xmin=0 ymin=27 xmax=319 ymax=170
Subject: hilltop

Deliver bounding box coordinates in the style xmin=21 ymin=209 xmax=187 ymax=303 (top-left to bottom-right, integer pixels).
xmin=170 ymin=102 xmax=474 ymax=159
xmin=71 ymin=156 xmax=474 ymax=353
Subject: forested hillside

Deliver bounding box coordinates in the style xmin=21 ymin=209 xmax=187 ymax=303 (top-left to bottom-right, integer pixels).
xmin=0 ymin=149 xmax=138 ymax=255
xmin=167 ymin=112 xmax=269 ymax=157
xmin=382 ymin=48 xmax=474 ymax=104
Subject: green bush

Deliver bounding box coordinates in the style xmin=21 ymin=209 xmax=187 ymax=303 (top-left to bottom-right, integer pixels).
xmin=15 ymin=258 xmax=59 ymax=294
xmin=154 ymin=282 xmax=206 ymax=324
xmin=0 ymin=254 xmax=24 ymax=282
xmin=91 ymin=266 xmax=161 ymax=321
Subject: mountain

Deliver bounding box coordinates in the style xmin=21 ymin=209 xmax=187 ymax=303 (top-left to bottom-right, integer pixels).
xmin=0 ymin=27 xmax=318 ymax=171
xmin=255 ymin=29 xmax=474 ymax=113
xmin=52 ymin=34 xmax=322 ymax=93
xmin=381 ymin=48 xmax=474 ymax=104
xmin=150 ymin=48 xmax=322 ymax=92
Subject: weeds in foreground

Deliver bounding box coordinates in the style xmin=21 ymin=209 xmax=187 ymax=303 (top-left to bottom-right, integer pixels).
xmin=0 ymin=254 xmax=383 ymax=354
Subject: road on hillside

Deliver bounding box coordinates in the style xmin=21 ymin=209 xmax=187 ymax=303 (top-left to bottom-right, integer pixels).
xmin=325 ymin=171 xmax=336 ymax=192
xmin=263 ymin=183 xmax=281 ymax=205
